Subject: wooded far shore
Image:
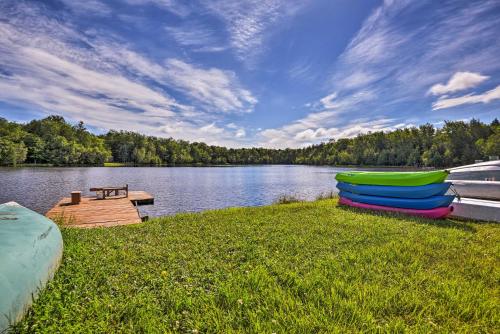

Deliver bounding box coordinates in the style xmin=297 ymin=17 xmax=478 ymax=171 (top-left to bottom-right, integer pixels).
xmin=1 ymin=116 xmax=498 ymax=168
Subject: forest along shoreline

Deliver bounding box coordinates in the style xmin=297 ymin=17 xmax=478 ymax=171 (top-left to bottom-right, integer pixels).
xmin=1 ymin=115 xmax=498 ymax=167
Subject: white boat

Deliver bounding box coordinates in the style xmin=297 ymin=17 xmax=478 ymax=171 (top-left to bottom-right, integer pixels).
xmin=446 ymin=160 xmax=500 ymax=222
xmin=448 ymin=160 xmax=500 ymax=173
xmin=451 ymin=180 xmax=500 ymax=201
xmin=450 ymin=198 xmax=500 ymax=222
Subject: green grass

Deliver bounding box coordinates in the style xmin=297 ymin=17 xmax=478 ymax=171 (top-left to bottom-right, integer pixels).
xmin=13 ymin=199 xmax=499 ymax=333
xmin=103 ymin=162 xmax=128 ymax=167
xmin=273 ymin=194 xmax=303 ymax=204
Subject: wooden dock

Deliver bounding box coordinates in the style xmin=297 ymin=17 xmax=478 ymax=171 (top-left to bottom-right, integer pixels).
xmin=46 ymin=191 xmax=154 ymax=228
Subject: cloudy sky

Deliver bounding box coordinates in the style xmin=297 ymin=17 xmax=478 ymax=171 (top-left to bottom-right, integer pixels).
xmin=0 ymin=0 xmax=499 ymax=148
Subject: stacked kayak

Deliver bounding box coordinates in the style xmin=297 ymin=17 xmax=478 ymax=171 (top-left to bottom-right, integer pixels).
xmin=336 ymin=170 xmax=454 ymax=219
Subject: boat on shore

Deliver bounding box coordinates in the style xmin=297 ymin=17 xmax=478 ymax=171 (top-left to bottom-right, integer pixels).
xmin=336 ymin=161 xmax=500 ymax=221
xmin=336 ymin=181 xmax=451 ymax=198
xmin=448 ymin=160 xmax=500 ymax=173
xmin=339 ymin=197 xmax=453 ymax=219
xmin=450 ymin=180 xmax=500 ymax=201
xmin=339 ymin=191 xmax=455 ymax=210
xmin=447 ymin=160 xmax=500 ymax=222
xmin=450 ymin=198 xmax=500 ymax=222
xmin=0 ymin=202 xmax=63 ymax=332
xmin=335 ymin=170 xmax=449 ymax=186
xmin=336 ymin=170 xmax=454 ymax=218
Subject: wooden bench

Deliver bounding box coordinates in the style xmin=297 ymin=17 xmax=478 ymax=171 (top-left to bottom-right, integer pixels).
xmin=90 ymin=184 xmax=129 ymax=199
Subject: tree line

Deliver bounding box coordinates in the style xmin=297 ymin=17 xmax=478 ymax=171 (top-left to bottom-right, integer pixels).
xmin=0 ymin=115 xmax=498 ymax=167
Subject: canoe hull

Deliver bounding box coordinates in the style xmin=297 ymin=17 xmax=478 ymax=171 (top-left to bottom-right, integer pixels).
xmin=339 ymin=197 xmax=453 ymax=219
xmin=0 ymin=202 xmax=63 ymax=331
xmin=335 ymin=170 xmax=449 ymax=186
xmin=336 ymin=182 xmax=451 ymax=198
xmin=450 ymin=197 xmax=500 ymax=222
xmin=339 ymin=191 xmax=455 ymax=209
xmin=451 ymin=180 xmax=500 ymax=201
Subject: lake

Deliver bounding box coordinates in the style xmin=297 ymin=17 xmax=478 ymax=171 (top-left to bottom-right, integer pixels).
xmin=1 ymin=165 xmax=496 ymax=218
xmin=0 ymin=166 xmax=348 ymax=217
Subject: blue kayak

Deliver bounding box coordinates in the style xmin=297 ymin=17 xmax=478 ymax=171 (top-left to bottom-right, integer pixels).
xmin=339 ymin=191 xmax=455 ymax=209
xmin=336 ymin=182 xmax=451 ymax=199
xmin=0 ymin=202 xmax=63 ymax=331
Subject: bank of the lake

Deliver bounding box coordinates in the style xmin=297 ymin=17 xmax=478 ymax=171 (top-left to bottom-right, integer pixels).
xmin=1 ymin=165 xmax=498 ymax=218
xmin=13 ymin=199 xmax=499 ymax=333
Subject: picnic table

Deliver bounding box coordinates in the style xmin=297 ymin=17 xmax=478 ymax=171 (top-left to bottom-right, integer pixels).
xmin=90 ymin=184 xmax=129 ymax=199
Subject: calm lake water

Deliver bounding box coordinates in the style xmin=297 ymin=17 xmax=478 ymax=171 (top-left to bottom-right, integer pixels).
xmin=0 ymin=165 xmax=496 ymax=218
xmin=0 ymin=166 xmax=348 ymax=217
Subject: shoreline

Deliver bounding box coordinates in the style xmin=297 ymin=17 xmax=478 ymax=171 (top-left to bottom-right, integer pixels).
xmin=1 ymin=163 xmax=440 ymax=169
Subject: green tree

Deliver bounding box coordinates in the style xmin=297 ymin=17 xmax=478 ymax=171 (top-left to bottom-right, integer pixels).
xmin=0 ymin=138 xmax=27 ymax=166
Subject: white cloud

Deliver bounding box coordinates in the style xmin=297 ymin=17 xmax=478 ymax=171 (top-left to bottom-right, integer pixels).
xmin=89 ymin=45 xmax=256 ymax=114
xmin=93 ymin=43 xmax=168 ymax=82
xmin=325 ymin=0 xmax=500 ymax=123
xmin=429 ymin=71 xmax=489 ymax=95
xmin=159 ymin=121 xmax=250 ymax=147
xmin=0 ymin=2 xmax=255 ymax=147
xmin=258 ymin=110 xmax=338 ymax=147
xmin=122 ymin=0 xmax=190 ymax=17
xmin=330 ymin=0 xmax=411 ymax=90
xmin=235 ymin=128 xmax=246 ymax=138
xmin=341 ymin=71 xmax=379 ymax=90
xmin=258 ymin=116 xmax=406 ymax=148
xmin=288 ymin=60 xmax=316 ymax=82
xmin=315 ymin=90 xmax=376 ymax=112
xmin=0 ymin=46 xmax=180 ymax=125
xmin=319 ymin=92 xmax=338 ymax=109
xmin=432 ymin=85 xmax=500 ymax=110
xmin=203 ymin=0 xmax=306 ymax=64
xmin=223 ymin=123 xmax=246 ymax=138
xmin=59 ymin=0 xmax=112 ymax=16
xmin=294 ymin=128 xmax=334 ymax=141
xmin=165 ymin=23 xmax=226 ymax=52
xmin=163 ymin=58 xmax=257 ymax=113
xmin=258 ymin=103 xmax=396 ymax=148
xmin=259 ymin=0 xmax=500 ymax=148
xmin=199 ymin=123 xmax=224 ymax=135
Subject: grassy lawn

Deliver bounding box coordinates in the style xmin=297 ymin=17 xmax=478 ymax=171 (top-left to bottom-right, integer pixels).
xmin=14 ymin=199 xmax=499 ymax=333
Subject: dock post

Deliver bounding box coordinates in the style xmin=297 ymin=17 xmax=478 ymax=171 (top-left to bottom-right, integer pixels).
xmin=71 ymin=191 xmax=82 ymax=205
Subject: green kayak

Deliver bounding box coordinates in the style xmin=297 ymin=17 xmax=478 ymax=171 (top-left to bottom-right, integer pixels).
xmin=335 ymin=170 xmax=449 ymax=186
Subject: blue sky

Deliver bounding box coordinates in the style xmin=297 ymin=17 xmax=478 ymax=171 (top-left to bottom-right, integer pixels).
xmin=0 ymin=0 xmax=499 ymax=148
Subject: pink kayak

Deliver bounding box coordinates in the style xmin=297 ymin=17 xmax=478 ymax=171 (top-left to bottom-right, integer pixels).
xmin=339 ymin=197 xmax=453 ymax=219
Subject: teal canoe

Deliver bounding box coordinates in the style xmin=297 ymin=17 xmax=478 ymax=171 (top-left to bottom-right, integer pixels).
xmin=0 ymin=202 xmax=63 ymax=331
xmin=335 ymin=170 xmax=449 ymax=186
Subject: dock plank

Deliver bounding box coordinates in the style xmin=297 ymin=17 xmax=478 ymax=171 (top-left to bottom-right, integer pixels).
xmin=46 ymin=191 xmax=153 ymax=228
